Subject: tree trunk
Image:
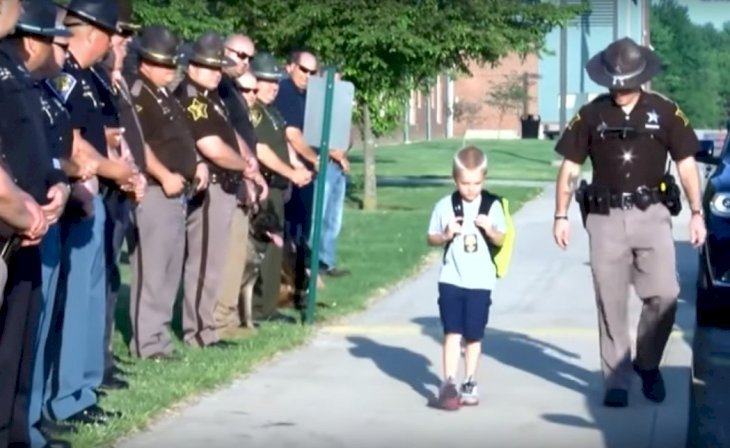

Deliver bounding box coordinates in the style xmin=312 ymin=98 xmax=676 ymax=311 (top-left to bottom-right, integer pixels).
xmin=362 ymin=103 xmax=377 ymax=210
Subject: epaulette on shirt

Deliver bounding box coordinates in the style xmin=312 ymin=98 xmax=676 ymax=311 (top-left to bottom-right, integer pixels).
xmin=130 ymin=78 xmax=143 ymax=97
xmin=47 ymin=72 xmax=77 ymax=104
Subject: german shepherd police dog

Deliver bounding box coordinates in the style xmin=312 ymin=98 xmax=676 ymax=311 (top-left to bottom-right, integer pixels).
xmin=240 ymin=199 xmax=284 ymax=328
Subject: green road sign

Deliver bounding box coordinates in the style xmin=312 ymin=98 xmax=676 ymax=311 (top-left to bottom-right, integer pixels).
xmin=302 ymin=66 xmax=355 ymax=324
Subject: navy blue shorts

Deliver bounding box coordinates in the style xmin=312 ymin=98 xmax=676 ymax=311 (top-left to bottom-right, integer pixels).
xmin=437 ymin=282 xmax=492 ymax=342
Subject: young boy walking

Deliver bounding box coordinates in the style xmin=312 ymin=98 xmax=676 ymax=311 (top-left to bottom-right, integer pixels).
xmin=427 ymin=145 xmax=506 ymax=410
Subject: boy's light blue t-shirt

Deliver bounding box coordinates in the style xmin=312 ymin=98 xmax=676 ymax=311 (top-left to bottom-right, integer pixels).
xmin=428 ymin=193 xmax=507 ymax=291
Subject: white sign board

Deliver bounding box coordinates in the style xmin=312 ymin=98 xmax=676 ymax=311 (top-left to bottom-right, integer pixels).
xmin=303 ymin=76 xmax=355 ymax=150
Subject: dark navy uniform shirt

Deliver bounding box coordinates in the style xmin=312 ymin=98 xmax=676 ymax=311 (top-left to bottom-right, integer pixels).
xmin=555 ymin=91 xmax=700 ymax=193
xmin=273 ymin=77 xmax=305 ymax=132
xmin=40 ymin=79 xmax=73 ymax=161
xmin=218 ymin=75 xmax=257 ymax=152
xmin=0 ymin=40 xmax=63 ymax=205
xmin=51 ymin=53 xmax=108 ymax=157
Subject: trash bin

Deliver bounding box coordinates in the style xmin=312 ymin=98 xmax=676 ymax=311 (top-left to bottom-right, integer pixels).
xmin=520 ymin=114 xmax=541 ymax=139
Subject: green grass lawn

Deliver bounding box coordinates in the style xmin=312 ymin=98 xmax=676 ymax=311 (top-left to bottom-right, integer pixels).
xmin=348 ymin=138 xmax=561 ymax=182
xmin=61 ymin=150 xmax=543 ymax=447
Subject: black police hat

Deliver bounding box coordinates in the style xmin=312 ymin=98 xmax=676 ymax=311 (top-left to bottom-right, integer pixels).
xmin=250 ymin=52 xmax=284 ymax=82
xmin=131 ymin=24 xmax=180 ymax=68
xmin=186 ymin=31 xmax=234 ymax=69
xmin=117 ymin=0 xmax=140 ymax=36
xmin=57 ymin=0 xmax=118 ymax=35
xmin=15 ymin=0 xmax=71 ymax=38
xmin=585 ymin=37 xmax=661 ymax=90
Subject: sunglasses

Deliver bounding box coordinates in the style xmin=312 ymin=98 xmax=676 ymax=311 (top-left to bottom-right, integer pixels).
xmin=239 ymin=87 xmax=258 ymax=94
xmin=53 ymin=41 xmax=69 ymax=51
xmin=226 ymin=47 xmax=252 ymax=60
xmin=298 ymin=64 xmax=317 ymax=75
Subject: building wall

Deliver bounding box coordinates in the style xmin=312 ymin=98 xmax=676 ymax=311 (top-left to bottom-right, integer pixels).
xmin=451 ymin=54 xmax=539 ymax=138
xmin=538 ymin=0 xmax=647 ymax=128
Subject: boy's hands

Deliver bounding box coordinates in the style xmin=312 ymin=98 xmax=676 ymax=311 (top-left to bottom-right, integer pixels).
xmin=474 ymin=214 xmax=491 ymax=232
xmin=444 ymin=217 xmax=463 ymax=241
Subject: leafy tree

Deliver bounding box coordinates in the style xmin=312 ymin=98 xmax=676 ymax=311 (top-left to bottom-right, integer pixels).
xmin=132 ymin=0 xmax=586 ymax=209
xmin=650 ymin=0 xmax=727 ymax=128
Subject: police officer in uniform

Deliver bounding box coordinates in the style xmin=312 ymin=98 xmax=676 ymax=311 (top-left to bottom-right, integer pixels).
xmin=9 ymin=1 xmax=81 ymax=445
xmin=552 ymin=37 xmax=707 ymax=408
xmin=127 ymin=25 xmax=206 ymax=359
xmin=0 ymin=0 xmax=71 ymax=442
xmin=248 ymin=52 xmax=312 ymax=320
xmin=46 ymin=0 xmax=126 ymax=426
xmin=90 ymin=0 xmax=148 ymax=391
xmin=175 ymin=31 xmax=247 ymax=348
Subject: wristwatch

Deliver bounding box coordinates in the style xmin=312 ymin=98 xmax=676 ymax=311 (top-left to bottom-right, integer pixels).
xmin=691 ymin=208 xmax=704 ymax=217
xmin=554 ymin=215 xmax=568 ymax=221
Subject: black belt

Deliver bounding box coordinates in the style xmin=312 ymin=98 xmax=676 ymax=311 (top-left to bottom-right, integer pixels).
xmin=608 ymin=188 xmax=662 ymax=210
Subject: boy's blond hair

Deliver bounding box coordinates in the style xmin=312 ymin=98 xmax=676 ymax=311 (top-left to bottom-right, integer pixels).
xmin=452 ymin=145 xmax=488 ymax=178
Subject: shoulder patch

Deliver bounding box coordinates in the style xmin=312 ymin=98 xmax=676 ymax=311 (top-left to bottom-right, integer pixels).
xmin=130 ymin=79 xmax=143 ymax=97
xmin=47 ymin=73 xmax=77 ymax=103
xmin=674 ymin=105 xmax=690 ymax=126
xmin=187 ymin=97 xmax=208 ymax=121
xmin=567 ymin=112 xmax=581 ymax=130
xmin=250 ymin=107 xmax=262 ymax=127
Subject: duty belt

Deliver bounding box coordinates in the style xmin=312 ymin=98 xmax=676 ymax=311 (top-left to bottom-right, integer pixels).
xmin=608 ymin=188 xmax=661 ymax=210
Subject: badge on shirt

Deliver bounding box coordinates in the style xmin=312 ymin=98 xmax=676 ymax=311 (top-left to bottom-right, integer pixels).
xmin=187 ymin=97 xmax=208 ymax=121
xmin=645 ymin=109 xmax=660 ymax=130
xmin=48 ymin=73 xmax=77 ymax=104
xmin=463 ymin=234 xmax=478 ymax=253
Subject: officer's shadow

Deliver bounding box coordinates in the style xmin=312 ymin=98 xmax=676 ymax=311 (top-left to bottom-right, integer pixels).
xmin=410 ymin=317 xmax=690 ymax=447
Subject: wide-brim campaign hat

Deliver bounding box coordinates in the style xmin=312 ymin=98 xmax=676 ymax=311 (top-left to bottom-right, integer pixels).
xmin=130 ymin=24 xmax=180 ymax=68
xmin=250 ymin=52 xmax=284 ymax=81
xmin=186 ymin=31 xmax=235 ymax=69
xmin=585 ymin=37 xmax=661 ymax=90
xmin=56 ymin=0 xmax=118 ymax=35
xmin=16 ymin=0 xmax=71 ymax=38
xmin=116 ymin=0 xmax=140 ymax=36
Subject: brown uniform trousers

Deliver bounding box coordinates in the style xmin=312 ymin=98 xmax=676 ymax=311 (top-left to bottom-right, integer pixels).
xmin=214 ymin=206 xmax=250 ymax=335
xmin=586 ymin=203 xmax=680 ymax=390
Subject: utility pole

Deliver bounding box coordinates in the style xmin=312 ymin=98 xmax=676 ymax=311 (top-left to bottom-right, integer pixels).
xmin=558 ymin=0 xmax=567 ymax=134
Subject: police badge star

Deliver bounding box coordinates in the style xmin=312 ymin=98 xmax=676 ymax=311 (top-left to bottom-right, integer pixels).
xmin=187 ymin=98 xmax=208 ymax=121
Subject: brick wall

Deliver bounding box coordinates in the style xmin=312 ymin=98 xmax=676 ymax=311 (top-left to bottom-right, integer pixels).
xmin=453 ymin=54 xmax=539 ymax=138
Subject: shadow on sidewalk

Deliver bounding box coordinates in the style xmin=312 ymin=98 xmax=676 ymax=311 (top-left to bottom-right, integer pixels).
xmin=346 ymin=336 xmax=442 ymax=405
xmin=410 ymin=317 xmax=690 ymax=447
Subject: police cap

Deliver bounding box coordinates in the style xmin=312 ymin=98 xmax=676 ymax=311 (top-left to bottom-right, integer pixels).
xmin=131 ymin=24 xmax=180 ymax=68
xmin=186 ymin=31 xmax=234 ymax=69
xmin=15 ymin=0 xmax=71 ymax=38
xmin=116 ymin=0 xmax=140 ymax=36
xmin=250 ymin=52 xmax=284 ymax=82
xmin=585 ymin=37 xmax=661 ymax=90
xmin=56 ymin=0 xmax=118 ymax=35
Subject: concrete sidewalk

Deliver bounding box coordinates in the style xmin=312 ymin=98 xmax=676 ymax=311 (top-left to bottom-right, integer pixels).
xmin=116 ymin=185 xmax=697 ymax=448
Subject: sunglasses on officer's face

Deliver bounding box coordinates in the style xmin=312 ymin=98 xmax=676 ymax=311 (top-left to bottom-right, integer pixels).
xmin=239 ymin=87 xmax=258 ymax=94
xmin=226 ymin=47 xmax=252 ymax=61
xmin=297 ymin=64 xmax=316 ymax=75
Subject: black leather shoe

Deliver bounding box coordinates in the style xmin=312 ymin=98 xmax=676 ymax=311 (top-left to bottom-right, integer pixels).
xmin=43 ymin=438 xmax=72 ymax=448
xmin=206 ymin=340 xmax=236 ymax=349
xmin=40 ymin=417 xmax=76 ymax=435
xmin=66 ymin=405 xmax=122 ymax=425
xmin=148 ymin=352 xmax=181 ymax=362
xmin=603 ymin=388 xmax=629 ymax=407
xmin=101 ymin=374 xmax=129 ymax=390
xmin=634 ymin=364 xmax=666 ymax=403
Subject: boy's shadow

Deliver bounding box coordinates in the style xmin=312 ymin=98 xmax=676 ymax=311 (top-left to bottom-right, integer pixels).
xmin=346 ymin=336 xmax=443 ymax=407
